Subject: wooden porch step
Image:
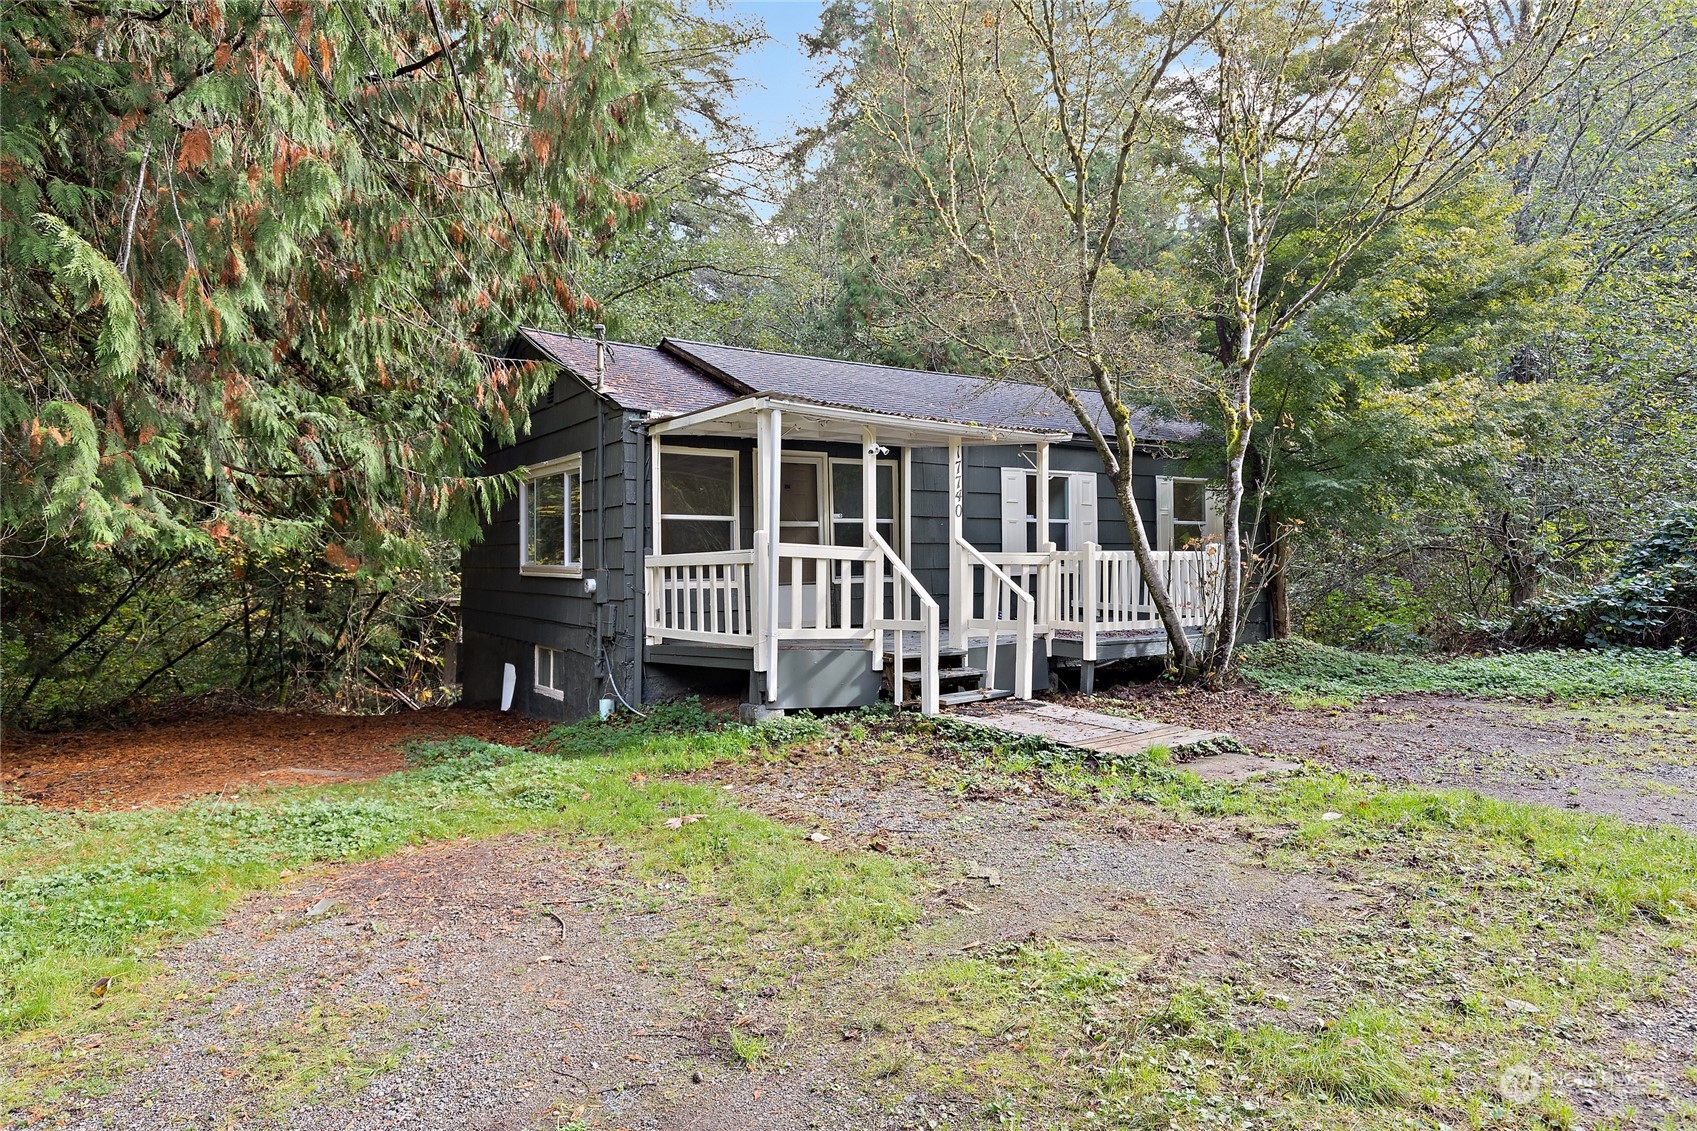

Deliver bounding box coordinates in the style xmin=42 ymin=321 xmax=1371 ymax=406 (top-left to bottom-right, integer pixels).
xmin=938 ymin=688 xmax=1014 ymax=706
xmin=883 ymin=647 xmax=968 ymax=671
xmin=900 ymin=666 xmax=987 ymax=686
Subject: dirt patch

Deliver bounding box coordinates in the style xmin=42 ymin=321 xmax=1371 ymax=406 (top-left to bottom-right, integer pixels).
xmin=47 ymin=836 xmax=956 ymax=1131
xmin=706 ymin=747 xmax=1369 ymax=1015
xmin=0 ymin=708 xmax=543 ymax=810
xmin=1096 ymin=686 xmax=1697 ymax=833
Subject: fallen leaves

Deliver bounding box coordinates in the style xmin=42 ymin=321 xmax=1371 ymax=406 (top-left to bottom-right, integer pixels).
xmin=663 ymin=813 xmax=706 ymax=830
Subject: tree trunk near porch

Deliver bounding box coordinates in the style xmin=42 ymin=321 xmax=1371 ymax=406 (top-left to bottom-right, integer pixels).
xmin=1210 ymin=373 xmax=1256 ymax=682
xmin=1107 ymin=465 xmax=1201 ymax=676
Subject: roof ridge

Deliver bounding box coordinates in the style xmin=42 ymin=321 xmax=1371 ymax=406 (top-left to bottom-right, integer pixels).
xmin=662 ymin=338 xmax=1005 ymax=389
xmin=521 ymin=326 xmax=656 ymax=351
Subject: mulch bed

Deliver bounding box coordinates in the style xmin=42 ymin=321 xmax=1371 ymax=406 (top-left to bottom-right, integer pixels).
xmin=0 ymin=707 xmax=544 ymax=810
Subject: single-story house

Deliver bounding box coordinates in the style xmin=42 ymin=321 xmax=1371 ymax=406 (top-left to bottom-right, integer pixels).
xmin=459 ymin=329 xmax=1262 ymax=721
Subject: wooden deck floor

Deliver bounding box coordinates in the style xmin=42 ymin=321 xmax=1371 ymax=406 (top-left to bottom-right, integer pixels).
xmin=953 ymin=701 xmax=1300 ymax=782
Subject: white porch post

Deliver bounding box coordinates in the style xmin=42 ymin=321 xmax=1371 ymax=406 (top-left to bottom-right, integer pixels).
xmin=900 ymin=445 xmax=913 ymax=564
xmin=763 ymin=408 xmax=783 ymax=699
xmin=948 ymin=436 xmax=965 ymax=636
xmin=1035 ymin=441 xmax=1050 ymax=548
xmin=862 ymin=425 xmax=877 ymax=549
xmin=752 ymin=413 xmax=769 ymax=680
xmin=645 ymin=434 xmax=661 ymax=646
xmin=650 ymin=437 xmax=663 ymax=556
xmin=1035 ymin=439 xmax=1053 ymax=630
xmin=863 ymin=425 xmax=881 ymax=665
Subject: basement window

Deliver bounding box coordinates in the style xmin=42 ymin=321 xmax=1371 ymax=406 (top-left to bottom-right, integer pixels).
xmin=534 ymin=645 xmax=566 ymax=700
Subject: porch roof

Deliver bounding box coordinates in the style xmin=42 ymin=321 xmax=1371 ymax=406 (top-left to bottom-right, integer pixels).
xmin=645 ymin=393 xmax=1071 ymax=447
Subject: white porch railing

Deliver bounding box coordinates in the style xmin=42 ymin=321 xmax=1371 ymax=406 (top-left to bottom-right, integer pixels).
xmin=645 ymin=539 xmax=1220 ymax=707
xmin=773 ymin=542 xmax=878 ymax=638
xmin=986 ymin=544 xmax=1225 ymax=662
xmin=956 ymin=537 xmax=1035 ymax=699
xmin=645 ymin=549 xmax=755 ymax=646
xmin=868 ymin=529 xmax=939 ymax=715
xmin=645 ymin=532 xmax=940 ymax=714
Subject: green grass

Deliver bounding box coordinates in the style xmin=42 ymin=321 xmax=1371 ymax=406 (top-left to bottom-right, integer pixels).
xmin=7 ymin=703 xmax=1697 ymax=1127
xmin=0 ymin=704 xmax=917 ymax=1108
xmin=1239 ymin=638 xmax=1697 ymax=705
xmin=897 ymin=942 xmax=1427 ymax=1128
xmin=728 ymin=1027 xmax=768 ymax=1069
xmin=887 ymin=712 xmax=1697 ymax=1128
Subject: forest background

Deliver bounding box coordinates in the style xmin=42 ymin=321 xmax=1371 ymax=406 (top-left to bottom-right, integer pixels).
xmin=3 ymin=0 xmax=1692 ymax=727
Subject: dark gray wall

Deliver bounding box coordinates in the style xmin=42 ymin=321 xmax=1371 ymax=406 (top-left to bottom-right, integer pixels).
xmin=460 ymin=359 xmax=642 ymax=723
xmin=466 ymin=403 xmax=1269 ymax=723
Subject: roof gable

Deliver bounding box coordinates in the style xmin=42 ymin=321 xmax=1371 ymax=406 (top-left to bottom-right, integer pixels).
xmin=518 ymin=328 xmax=734 ymax=415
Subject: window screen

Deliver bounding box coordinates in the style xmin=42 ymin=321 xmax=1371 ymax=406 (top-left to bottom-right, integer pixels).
xmin=523 ymin=458 xmax=582 ymax=570
xmin=659 ymin=449 xmax=736 ymax=553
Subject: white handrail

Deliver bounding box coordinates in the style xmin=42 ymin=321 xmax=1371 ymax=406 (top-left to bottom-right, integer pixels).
xmin=955 ymin=535 xmax=1034 ymax=699
xmin=647 ymin=549 xmax=757 ymax=567
xmin=868 ymin=528 xmax=939 ymax=715
xmin=772 ymin=542 xmax=879 ymax=562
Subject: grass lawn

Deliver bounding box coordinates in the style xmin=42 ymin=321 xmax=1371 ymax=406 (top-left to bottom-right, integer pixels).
xmin=0 ymin=706 xmax=916 ymax=1109
xmin=4 ymin=697 xmax=1696 ymax=1128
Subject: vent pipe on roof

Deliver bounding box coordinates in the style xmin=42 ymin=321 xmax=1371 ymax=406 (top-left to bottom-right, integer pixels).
xmin=594 ymin=323 xmax=607 ymax=392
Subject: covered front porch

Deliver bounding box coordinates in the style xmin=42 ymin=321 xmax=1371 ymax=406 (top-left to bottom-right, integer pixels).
xmin=640 ymin=394 xmax=1224 ymax=714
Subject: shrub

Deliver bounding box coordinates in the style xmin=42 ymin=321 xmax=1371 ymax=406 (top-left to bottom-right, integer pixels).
xmin=1509 ymin=506 xmax=1697 ymax=653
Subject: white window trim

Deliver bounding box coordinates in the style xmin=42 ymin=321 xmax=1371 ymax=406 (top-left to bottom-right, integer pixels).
xmin=1155 ymin=475 xmax=1225 ymax=551
xmin=777 ymin=452 xmax=828 ymax=545
xmin=1001 ymin=468 xmax=1098 ymax=552
xmin=533 ymin=644 xmax=565 ymax=700
xmin=827 ymin=456 xmax=900 ymax=545
xmin=658 ymin=445 xmax=740 ymax=551
xmin=519 ymin=453 xmax=584 ymax=578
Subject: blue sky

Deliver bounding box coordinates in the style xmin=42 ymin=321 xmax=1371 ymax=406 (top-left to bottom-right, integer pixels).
xmin=724 ymin=1 xmax=830 ymax=146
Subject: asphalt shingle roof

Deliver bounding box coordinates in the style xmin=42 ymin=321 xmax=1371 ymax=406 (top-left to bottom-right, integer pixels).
xmin=660 ymin=339 xmax=1201 ymax=442
xmin=518 ymin=328 xmax=733 ymax=415
xmin=515 ymin=327 xmax=1199 ymax=442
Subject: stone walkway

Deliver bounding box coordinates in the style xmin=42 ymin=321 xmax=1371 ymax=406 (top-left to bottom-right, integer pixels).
xmin=956 ymin=701 xmax=1301 ymax=782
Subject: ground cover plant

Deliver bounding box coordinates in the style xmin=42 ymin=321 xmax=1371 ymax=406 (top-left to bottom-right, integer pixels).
xmin=1239 ymin=639 xmax=1697 ymax=707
